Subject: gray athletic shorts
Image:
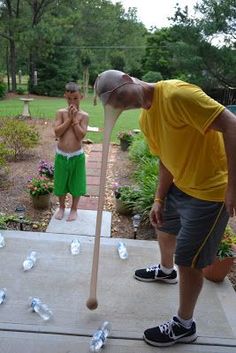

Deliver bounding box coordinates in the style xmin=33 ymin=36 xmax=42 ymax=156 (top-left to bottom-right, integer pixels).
xmin=158 ymin=184 xmax=229 ymax=269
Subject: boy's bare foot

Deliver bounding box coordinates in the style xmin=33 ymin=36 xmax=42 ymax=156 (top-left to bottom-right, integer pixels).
xmin=55 ymin=208 xmax=65 ymax=220
xmin=67 ymin=209 xmax=78 ymax=222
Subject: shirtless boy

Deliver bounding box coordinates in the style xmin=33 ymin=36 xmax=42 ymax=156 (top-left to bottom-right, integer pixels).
xmin=54 ymin=82 xmax=88 ymax=221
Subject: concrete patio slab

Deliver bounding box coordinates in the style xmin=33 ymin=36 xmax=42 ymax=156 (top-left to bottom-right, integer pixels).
xmin=0 ymin=331 xmax=235 ymax=353
xmin=0 ymin=230 xmax=235 ymax=352
xmin=46 ymin=208 xmax=111 ymax=237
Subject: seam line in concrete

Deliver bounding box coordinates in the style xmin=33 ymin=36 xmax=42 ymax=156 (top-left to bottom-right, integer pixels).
xmin=0 ymin=328 xmax=235 ymax=347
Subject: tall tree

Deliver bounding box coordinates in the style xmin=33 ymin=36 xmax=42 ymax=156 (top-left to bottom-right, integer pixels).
xmin=0 ymin=0 xmax=22 ymax=91
xmin=195 ymin=0 xmax=236 ymax=46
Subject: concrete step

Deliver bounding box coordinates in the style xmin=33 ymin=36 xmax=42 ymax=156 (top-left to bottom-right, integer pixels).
xmin=46 ymin=208 xmax=112 ymax=237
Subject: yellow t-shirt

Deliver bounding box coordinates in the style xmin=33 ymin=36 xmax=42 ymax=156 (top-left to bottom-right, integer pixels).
xmin=139 ymin=80 xmax=227 ymax=201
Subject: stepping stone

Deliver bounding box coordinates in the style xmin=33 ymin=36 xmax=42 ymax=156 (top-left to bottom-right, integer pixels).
xmin=46 ymin=208 xmax=111 ymax=237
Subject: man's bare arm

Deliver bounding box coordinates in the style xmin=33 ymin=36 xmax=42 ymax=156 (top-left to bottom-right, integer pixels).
xmin=150 ymin=160 xmax=173 ymax=227
xmin=209 ymin=108 xmax=236 ymax=216
xmin=54 ymin=111 xmax=72 ymax=138
xmin=155 ymin=160 xmax=173 ymax=201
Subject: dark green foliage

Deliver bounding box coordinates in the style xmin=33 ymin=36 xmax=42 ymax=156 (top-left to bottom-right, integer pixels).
xmin=0 ymin=119 xmax=39 ymax=160
xmin=116 ymin=185 xmax=141 ymax=211
xmin=16 ymin=87 xmax=25 ymax=95
xmin=30 ymin=44 xmax=78 ymax=97
xmin=0 ymin=142 xmax=11 ymax=167
xmin=131 ymin=158 xmax=158 ymax=223
xmin=142 ymin=71 xmax=163 ymax=83
xmin=124 ymin=134 xmax=159 ymax=223
xmin=129 ymin=133 xmax=154 ymax=163
xmin=0 ymin=81 xmax=7 ymax=99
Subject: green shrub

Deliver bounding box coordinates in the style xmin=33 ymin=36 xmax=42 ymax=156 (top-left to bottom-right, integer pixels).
xmin=0 ymin=119 xmax=39 ymax=160
xmin=0 ymin=81 xmax=7 ymax=99
xmin=0 ymin=214 xmax=23 ymax=230
xmin=133 ymin=157 xmax=158 ymax=184
xmin=16 ymin=87 xmax=25 ymax=95
xmin=126 ymin=158 xmax=159 ymax=223
xmin=127 ymin=134 xmax=159 ymax=223
xmin=114 ymin=184 xmax=141 ymax=214
xmin=0 ymin=142 xmax=11 ymax=167
xmin=129 ymin=133 xmax=154 ymax=163
xmin=142 ymin=71 xmax=163 ymax=83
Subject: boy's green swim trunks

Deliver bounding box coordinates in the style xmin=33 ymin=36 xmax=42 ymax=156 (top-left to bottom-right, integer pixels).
xmin=54 ymin=149 xmax=86 ymax=197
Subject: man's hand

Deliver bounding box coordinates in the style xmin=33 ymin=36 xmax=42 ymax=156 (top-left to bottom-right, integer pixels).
xmin=149 ymin=201 xmax=164 ymax=228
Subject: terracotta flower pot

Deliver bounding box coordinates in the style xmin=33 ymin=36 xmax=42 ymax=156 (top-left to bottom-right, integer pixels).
xmin=203 ymin=256 xmax=235 ymax=282
xmin=31 ymin=193 xmax=51 ymax=210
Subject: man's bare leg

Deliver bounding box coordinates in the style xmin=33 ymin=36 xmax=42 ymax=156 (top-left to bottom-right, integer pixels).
xmin=67 ymin=196 xmax=80 ymax=221
xmin=178 ymin=265 xmax=203 ymax=320
xmin=134 ymin=230 xmax=177 ymax=282
xmin=158 ymin=231 xmax=176 ymax=268
xmin=55 ymin=195 xmax=66 ymax=220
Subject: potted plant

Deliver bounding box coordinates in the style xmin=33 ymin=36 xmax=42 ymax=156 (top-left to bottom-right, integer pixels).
xmin=27 ymin=176 xmax=53 ymax=209
xmin=113 ymin=182 xmax=140 ymax=215
xmin=203 ymin=225 xmax=236 ymax=282
xmin=117 ymin=130 xmax=134 ymax=151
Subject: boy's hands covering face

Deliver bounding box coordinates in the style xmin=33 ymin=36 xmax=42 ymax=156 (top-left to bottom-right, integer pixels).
xmin=68 ymin=104 xmax=78 ymax=121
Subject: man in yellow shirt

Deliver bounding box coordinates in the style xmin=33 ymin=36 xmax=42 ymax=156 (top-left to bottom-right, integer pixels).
xmin=94 ymin=70 xmax=236 ymax=347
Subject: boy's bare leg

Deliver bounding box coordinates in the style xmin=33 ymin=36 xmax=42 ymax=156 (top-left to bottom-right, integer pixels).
xmin=67 ymin=196 xmax=80 ymax=221
xmin=55 ymin=195 xmax=66 ymax=220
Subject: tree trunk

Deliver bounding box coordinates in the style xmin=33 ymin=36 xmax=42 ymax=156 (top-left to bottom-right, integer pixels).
xmin=6 ymin=46 xmax=10 ymax=92
xmin=83 ymin=66 xmax=89 ymax=98
xmin=9 ymin=38 xmax=17 ymax=92
xmin=29 ymin=51 xmax=36 ymax=93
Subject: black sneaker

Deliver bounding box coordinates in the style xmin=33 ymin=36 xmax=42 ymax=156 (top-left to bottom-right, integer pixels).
xmin=134 ymin=264 xmax=177 ymax=283
xmin=144 ymin=316 xmax=197 ymax=347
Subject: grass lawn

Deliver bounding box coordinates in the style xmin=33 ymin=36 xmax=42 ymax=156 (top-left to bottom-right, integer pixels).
xmin=0 ymin=94 xmax=141 ymax=143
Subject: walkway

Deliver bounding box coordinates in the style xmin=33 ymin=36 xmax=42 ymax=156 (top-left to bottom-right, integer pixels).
xmin=77 ymin=143 xmax=114 ymax=210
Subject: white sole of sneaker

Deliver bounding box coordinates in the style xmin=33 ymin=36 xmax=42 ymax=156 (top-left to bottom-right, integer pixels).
xmin=134 ymin=274 xmax=178 ymax=284
xmin=143 ymin=333 xmax=198 ymax=347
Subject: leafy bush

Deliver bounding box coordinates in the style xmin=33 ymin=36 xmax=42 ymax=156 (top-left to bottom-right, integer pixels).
xmin=0 ymin=119 xmax=39 ymax=160
xmin=114 ymin=184 xmax=140 ymax=202
xmin=142 ymin=71 xmax=163 ymax=83
xmin=0 ymin=142 xmax=11 ymax=167
xmin=129 ymin=133 xmax=154 ymax=163
xmin=0 ymin=81 xmax=7 ymax=99
xmin=0 ymin=214 xmax=19 ymax=230
xmin=127 ymin=134 xmax=159 ymax=223
xmin=16 ymin=87 xmax=25 ymax=95
xmin=125 ymin=158 xmax=158 ymax=223
xmin=114 ymin=184 xmax=141 ymax=214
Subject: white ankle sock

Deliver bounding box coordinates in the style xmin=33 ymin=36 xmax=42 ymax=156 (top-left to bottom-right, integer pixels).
xmin=176 ymin=315 xmax=193 ymax=329
xmin=160 ymin=264 xmax=174 ymax=275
